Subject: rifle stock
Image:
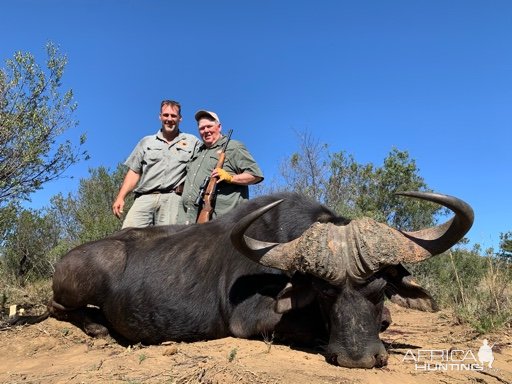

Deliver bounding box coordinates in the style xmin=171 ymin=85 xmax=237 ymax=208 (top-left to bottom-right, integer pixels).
xmin=196 ymin=129 xmax=233 ymax=223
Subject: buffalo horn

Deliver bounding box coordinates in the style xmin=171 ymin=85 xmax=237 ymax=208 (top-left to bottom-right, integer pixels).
xmin=230 ymin=192 xmax=474 ymax=283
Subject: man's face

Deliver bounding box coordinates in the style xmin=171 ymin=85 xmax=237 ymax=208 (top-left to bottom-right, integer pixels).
xmin=198 ymin=118 xmax=221 ymax=147
xmin=160 ymin=104 xmax=181 ymax=135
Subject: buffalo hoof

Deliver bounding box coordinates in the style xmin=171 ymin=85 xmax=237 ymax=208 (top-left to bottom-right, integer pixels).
xmin=84 ymin=322 xmax=110 ymax=338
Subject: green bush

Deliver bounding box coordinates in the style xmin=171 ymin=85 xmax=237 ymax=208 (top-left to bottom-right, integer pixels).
xmin=409 ymin=246 xmax=512 ymax=333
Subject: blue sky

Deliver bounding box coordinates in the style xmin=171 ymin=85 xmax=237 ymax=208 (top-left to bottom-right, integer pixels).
xmin=2 ymin=0 xmax=511 ymax=250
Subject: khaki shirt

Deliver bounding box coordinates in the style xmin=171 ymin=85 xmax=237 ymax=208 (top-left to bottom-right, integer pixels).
xmin=179 ymin=136 xmax=263 ymax=224
xmin=125 ymin=130 xmax=199 ymax=194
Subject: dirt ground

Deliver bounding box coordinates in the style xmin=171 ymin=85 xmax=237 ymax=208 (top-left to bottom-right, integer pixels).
xmin=1 ymin=303 xmax=511 ymax=384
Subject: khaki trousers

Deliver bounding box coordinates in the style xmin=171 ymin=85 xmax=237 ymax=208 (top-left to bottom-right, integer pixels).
xmin=122 ymin=192 xmax=182 ymax=228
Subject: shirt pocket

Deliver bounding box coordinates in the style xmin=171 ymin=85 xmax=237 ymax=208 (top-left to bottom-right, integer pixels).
xmin=175 ymin=146 xmax=194 ymax=163
xmin=144 ymin=147 xmax=163 ymax=164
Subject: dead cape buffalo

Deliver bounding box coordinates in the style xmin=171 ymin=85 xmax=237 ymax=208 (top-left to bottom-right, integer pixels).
xmin=14 ymin=191 xmax=473 ymax=369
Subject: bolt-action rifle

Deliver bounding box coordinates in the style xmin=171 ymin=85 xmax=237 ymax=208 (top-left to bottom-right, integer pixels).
xmin=195 ymin=129 xmax=233 ymax=223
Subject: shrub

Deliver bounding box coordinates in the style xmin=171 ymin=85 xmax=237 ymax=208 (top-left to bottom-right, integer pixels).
xmin=408 ymin=246 xmax=512 ymax=333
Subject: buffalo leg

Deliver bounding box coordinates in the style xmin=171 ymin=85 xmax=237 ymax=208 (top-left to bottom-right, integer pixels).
xmin=49 ymin=301 xmax=110 ymax=338
xmin=229 ymin=296 xmax=282 ymax=338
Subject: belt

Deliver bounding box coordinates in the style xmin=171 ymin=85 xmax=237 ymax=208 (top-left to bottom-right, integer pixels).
xmin=135 ymin=184 xmax=184 ymax=198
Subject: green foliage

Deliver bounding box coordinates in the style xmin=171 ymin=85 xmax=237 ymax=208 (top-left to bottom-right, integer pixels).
xmin=409 ymin=247 xmax=512 ymax=333
xmin=325 ymin=148 xmax=438 ymax=230
xmin=365 ymin=148 xmax=437 ymax=230
xmin=1 ymin=208 xmax=61 ymax=285
xmin=49 ymin=164 xmax=128 ymax=244
xmin=409 ymin=248 xmax=487 ymax=305
xmin=324 ymin=150 xmax=374 ymax=219
xmin=0 ymin=165 xmax=129 ymax=287
xmin=498 ymin=231 xmax=512 ymax=260
xmin=0 ymin=42 xmax=88 ymax=207
xmin=0 ymin=203 xmax=18 ymax=248
xmin=270 ymin=131 xmax=439 ymax=230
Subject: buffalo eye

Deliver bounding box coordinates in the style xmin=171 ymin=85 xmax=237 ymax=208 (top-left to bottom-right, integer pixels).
xmin=311 ymin=278 xmax=340 ymax=298
xmin=319 ymin=286 xmax=340 ymax=298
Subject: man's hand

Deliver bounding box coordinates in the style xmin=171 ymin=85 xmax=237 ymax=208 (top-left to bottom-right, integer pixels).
xmin=112 ymin=169 xmax=141 ymax=219
xmin=214 ymin=168 xmax=233 ymax=184
xmin=112 ymin=198 xmax=125 ymax=218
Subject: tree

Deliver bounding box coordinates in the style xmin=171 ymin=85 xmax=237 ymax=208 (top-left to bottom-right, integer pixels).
xmin=0 ymin=203 xmax=18 ymax=246
xmin=49 ymin=164 xmax=130 ymax=244
xmin=357 ymin=148 xmax=439 ymax=231
xmin=275 ymin=131 xmax=439 ymax=231
xmin=326 ymin=148 xmax=440 ymax=230
xmin=325 ymin=150 xmax=375 ymax=219
xmin=1 ymin=208 xmax=60 ymax=285
xmin=498 ymin=231 xmax=512 ymax=260
xmin=0 ymin=165 xmax=130 ymax=285
xmin=0 ymin=42 xmax=87 ymax=207
xmin=278 ymin=131 xmax=330 ymax=202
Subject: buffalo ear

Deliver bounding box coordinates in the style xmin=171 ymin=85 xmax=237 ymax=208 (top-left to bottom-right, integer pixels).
xmin=275 ymin=283 xmax=316 ymax=314
xmin=382 ymin=264 xmax=439 ymax=312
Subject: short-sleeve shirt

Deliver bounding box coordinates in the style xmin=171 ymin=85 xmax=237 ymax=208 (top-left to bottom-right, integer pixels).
xmin=179 ymin=135 xmax=263 ymax=224
xmin=124 ymin=130 xmax=199 ymax=194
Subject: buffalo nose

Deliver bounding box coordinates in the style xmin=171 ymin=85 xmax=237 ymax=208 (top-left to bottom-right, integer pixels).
xmin=333 ymin=350 xmax=389 ymax=369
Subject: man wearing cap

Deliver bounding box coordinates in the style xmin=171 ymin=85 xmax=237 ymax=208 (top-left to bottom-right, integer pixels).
xmin=178 ymin=110 xmax=263 ymax=224
xmin=112 ymin=100 xmax=199 ymax=228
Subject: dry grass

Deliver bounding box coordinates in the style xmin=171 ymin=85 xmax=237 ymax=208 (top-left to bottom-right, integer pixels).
xmin=0 ymin=278 xmax=52 ymax=317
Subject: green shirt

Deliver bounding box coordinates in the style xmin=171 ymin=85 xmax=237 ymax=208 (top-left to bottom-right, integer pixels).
xmin=178 ymin=135 xmax=264 ymax=224
xmin=124 ymin=130 xmax=199 ymax=194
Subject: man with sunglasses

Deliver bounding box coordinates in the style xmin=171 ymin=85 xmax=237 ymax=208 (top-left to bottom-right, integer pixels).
xmin=113 ymin=100 xmax=198 ymax=227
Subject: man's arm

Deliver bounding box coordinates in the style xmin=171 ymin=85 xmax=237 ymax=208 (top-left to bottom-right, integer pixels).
xmin=231 ymin=172 xmax=263 ymax=185
xmin=112 ymin=169 xmax=141 ymax=218
xmin=213 ymin=168 xmax=262 ymax=185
